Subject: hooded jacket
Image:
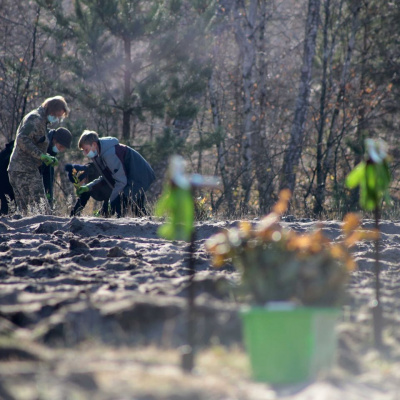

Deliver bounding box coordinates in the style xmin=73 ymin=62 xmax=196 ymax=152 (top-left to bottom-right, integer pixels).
xmin=87 ymin=137 xmax=155 ymax=203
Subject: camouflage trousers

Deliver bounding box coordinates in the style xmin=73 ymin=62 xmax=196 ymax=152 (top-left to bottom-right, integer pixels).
xmin=8 ymin=170 xmax=51 ymax=215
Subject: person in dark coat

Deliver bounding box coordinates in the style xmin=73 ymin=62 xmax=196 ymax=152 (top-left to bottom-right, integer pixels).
xmin=65 ymin=163 xmax=111 ymax=216
xmin=0 ymin=127 xmax=72 ymax=214
xmin=0 ymin=141 xmax=15 ymax=214
xmin=76 ymin=130 xmax=155 ymax=217
xmin=41 ymin=127 xmax=73 ymax=205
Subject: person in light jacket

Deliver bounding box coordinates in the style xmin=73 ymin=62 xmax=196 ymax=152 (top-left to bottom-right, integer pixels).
xmin=76 ymin=130 xmax=155 ymax=217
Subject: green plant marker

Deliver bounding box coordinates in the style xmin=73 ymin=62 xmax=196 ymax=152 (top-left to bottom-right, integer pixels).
xmin=155 ymin=184 xmax=194 ymax=242
xmin=346 ymin=138 xmax=391 ymax=349
xmin=155 ymin=155 xmax=220 ymax=372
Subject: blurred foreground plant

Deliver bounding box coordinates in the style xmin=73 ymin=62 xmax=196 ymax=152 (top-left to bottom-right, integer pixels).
xmin=155 ymin=155 xmax=220 ymax=373
xmin=346 ymin=138 xmax=391 ymax=349
xmin=155 ymin=156 xmax=220 ymax=241
xmin=346 ymin=138 xmax=391 ymax=210
xmin=206 ymin=190 xmax=378 ymax=307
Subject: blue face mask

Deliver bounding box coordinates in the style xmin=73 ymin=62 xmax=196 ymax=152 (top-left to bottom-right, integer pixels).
xmin=47 ymin=115 xmax=59 ymax=124
xmin=87 ymin=150 xmax=98 ymax=159
xmin=52 ymin=145 xmax=59 ymax=153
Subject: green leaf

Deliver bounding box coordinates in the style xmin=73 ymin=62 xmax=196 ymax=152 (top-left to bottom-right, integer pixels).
xmin=365 ymin=163 xmax=377 ymax=191
xmin=347 ymin=139 xmax=392 ymax=212
xmin=345 ymin=162 xmax=366 ymax=189
xmin=155 ymin=184 xmax=194 ymax=242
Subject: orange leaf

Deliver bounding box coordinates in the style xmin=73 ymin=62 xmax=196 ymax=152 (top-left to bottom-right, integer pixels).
xmin=342 ymin=213 xmax=361 ymax=235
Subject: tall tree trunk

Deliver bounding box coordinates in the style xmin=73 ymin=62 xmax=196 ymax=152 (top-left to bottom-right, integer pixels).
xmin=233 ymin=0 xmax=259 ymax=213
xmin=122 ymin=37 xmax=132 ymax=140
xmin=280 ymin=0 xmax=321 ymax=193
xmin=350 ymin=3 xmax=369 ymax=210
xmin=254 ymin=1 xmax=275 ymax=214
xmin=313 ymin=0 xmax=331 ymax=216
xmin=314 ymin=1 xmax=361 ymax=213
xmin=11 ymin=7 xmax=41 ymax=139
xmin=21 ymin=7 xmax=40 ymax=120
xmin=208 ymin=73 xmax=233 ymax=212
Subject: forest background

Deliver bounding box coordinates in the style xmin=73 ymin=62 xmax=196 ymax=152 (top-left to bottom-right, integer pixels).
xmin=1 ymin=0 xmax=399 ymax=219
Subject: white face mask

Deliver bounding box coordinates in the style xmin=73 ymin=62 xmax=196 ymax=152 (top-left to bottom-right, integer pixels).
xmin=48 ymin=115 xmax=59 ymax=124
xmin=87 ymin=150 xmax=98 ymax=158
xmin=52 ymin=145 xmax=59 ymax=153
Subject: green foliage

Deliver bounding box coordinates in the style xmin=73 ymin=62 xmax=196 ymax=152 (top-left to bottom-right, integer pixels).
xmin=345 ymin=139 xmax=391 ymax=211
xmin=194 ymin=126 xmax=225 ymax=150
xmin=144 ymin=128 xmax=186 ymax=164
xmin=169 ymin=0 xmax=182 ymax=13
xmin=35 ymin=0 xmax=216 ymax=144
xmin=155 ymin=184 xmax=194 ymax=241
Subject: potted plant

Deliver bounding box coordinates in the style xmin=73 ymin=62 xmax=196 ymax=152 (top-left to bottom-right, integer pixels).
xmin=205 ymin=190 xmax=376 ymax=384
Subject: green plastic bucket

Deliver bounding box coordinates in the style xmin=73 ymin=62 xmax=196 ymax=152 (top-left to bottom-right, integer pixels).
xmin=241 ymin=306 xmax=340 ymax=384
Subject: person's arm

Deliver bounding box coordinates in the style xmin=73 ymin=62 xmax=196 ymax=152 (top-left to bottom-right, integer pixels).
xmin=17 ymin=117 xmax=47 ymax=161
xmin=87 ymin=176 xmax=104 ymax=189
xmin=104 ymin=151 xmax=127 ymax=202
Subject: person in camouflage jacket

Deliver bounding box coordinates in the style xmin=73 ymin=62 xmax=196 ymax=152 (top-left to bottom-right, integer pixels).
xmin=7 ymin=96 xmax=70 ymax=214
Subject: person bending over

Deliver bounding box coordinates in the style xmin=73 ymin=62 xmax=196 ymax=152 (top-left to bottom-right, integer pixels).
xmin=8 ymin=95 xmax=70 ymax=214
xmin=76 ymin=130 xmax=155 ymax=217
xmin=41 ymin=127 xmax=73 ymax=206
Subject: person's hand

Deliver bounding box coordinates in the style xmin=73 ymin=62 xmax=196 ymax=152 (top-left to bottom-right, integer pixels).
xmin=40 ymin=154 xmax=59 ymax=167
xmin=76 ymin=185 xmax=90 ymax=196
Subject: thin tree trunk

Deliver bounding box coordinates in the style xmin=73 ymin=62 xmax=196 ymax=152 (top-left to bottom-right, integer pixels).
xmin=122 ymin=37 xmax=132 ymax=140
xmin=280 ymin=0 xmax=321 ymax=193
xmin=315 ymin=2 xmax=360 ymax=212
xmin=10 ymin=7 xmax=41 ymax=139
xmin=233 ymin=0 xmax=259 ymax=213
xmin=313 ymin=0 xmax=331 ymax=215
xmin=254 ymin=1 xmax=275 ymax=214
xmin=21 ymin=7 xmax=40 ymax=120
xmin=350 ymin=4 xmax=369 ymax=210
xmin=208 ymin=73 xmax=233 ymax=212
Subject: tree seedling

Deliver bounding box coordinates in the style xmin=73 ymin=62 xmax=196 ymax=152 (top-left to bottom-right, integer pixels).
xmin=155 ymin=155 xmax=220 ymax=372
xmin=346 ymin=138 xmax=391 ymax=349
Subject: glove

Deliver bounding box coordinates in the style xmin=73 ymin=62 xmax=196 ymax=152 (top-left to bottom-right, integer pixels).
xmin=76 ymin=185 xmax=90 ymax=196
xmin=40 ymin=154 xmax=58 ymax=167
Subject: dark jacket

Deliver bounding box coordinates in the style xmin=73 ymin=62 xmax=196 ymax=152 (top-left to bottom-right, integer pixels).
xmin=65 ymin=162 xmax=111 ymax=216
xmin=87 ymin=137 xmax=155 ymax=203
xmin=41 ymin=129 xmax=57 ymax=202
xmin=0 ymin=141 xmax=15 ymax=214
xmin=1 ymin=129 xmax=59 ymax=212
